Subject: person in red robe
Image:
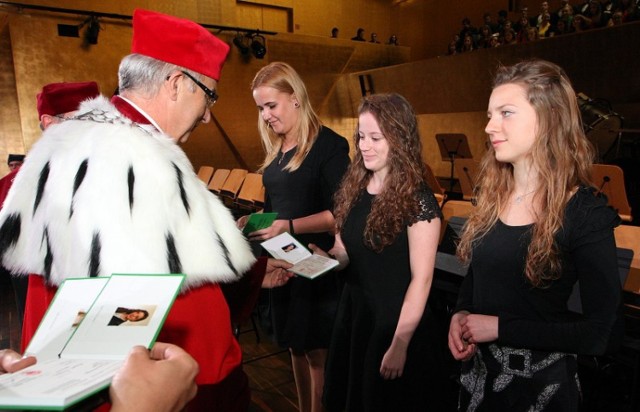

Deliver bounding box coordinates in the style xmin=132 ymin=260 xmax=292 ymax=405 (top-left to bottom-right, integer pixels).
xmin=0 ymin=9 xmax=291 ymax=411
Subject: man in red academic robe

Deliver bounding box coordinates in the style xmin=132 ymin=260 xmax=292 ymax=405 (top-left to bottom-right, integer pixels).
xmin=0 ymin=9 xmax=289 ymax=411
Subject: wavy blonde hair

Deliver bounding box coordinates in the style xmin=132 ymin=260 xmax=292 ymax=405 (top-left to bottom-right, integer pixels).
xmin=251 ymin=62 xmax=321 ymax=172
xmin=457 ymin=59 xmax=595 ymax=287
xmin=333 ymin=93 xmax=431 ymax=252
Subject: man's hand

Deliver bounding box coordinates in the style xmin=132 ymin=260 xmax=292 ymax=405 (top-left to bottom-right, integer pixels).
xmin=263 ymin=258 xmax=294 ymax=288
xmin=110 ymin=343 xmax=199 ymax=412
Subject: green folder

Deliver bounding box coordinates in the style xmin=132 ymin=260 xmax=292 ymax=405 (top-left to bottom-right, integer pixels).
xmin=243 ymin=212 xmax=278 ymax=234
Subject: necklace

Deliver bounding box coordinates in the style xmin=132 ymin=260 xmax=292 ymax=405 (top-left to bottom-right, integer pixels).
xmin=513 ymin=189 xmax=535 ymax=204
xmin=278 ymin=144 xmax=296 ymax=165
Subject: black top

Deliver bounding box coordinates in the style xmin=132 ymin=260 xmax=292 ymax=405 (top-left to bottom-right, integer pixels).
xmin=263 ymin=126 xmax=350 ymax=250
xmin=324 ymin=187 xmax=448 ymax=411
xmin=259 ymin=126 xmax=350 ymax=350
xmin=456 ymin=186 xmax=621 ymax=355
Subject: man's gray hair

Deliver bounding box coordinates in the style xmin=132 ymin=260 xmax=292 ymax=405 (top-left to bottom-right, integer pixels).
xmin=118 ymin=54 xmax=199 ymax=97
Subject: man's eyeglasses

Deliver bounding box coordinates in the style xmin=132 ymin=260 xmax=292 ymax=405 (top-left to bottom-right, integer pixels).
xmin=181 ymin=71 xmax=218 ymax=107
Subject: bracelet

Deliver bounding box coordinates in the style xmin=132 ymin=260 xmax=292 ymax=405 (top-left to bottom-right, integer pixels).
xmin=289 ymin=219 xmax=295 ymax=235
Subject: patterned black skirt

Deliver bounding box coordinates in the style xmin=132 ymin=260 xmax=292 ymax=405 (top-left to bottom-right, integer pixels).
xmin=459 ymin=344 xmax=581 ymax=412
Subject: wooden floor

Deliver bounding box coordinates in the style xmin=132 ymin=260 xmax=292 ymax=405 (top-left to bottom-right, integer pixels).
xmin=239 ymin=325 xmax=299 ymax=411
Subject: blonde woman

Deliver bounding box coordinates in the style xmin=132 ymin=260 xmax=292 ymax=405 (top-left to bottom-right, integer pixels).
xmin=247 ymin=62 xmax=350 ymax=412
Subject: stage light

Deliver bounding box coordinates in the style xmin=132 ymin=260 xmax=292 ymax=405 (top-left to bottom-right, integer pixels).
xmin=250 ymin=33 xmax=266 ymax=59
xmin=85 ymin=16 xmax=100 ymax=45
xmin=233 ymin=32 xmax=250 ymax=55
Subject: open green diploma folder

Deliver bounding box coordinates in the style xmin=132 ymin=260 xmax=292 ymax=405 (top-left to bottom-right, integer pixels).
xmin=0 ymin=273 xmax=184 ymax=410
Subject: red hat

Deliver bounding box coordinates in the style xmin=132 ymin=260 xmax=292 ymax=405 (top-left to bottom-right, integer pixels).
xmin=36 ymin=81 xmax=100 ymax=118
xmin=131 ymin=9 xmax=230 ymax=81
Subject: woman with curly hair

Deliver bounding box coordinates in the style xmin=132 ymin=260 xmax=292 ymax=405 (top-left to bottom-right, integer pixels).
xmin=316 ymin=93 xmax=447 ymax=411
xmin=448 ymin=59 xmax=621 ymax=411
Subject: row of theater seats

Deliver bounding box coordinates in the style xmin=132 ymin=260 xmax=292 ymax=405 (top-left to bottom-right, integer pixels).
xmin=196 ymin=166 xmax=265 ymax=212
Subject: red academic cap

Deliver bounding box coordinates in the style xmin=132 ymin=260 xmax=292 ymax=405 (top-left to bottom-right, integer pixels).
xmin=131 ymin=9 xmax=230 ymax=81
xmin=36 ymin=81 xmax=100 ymax=118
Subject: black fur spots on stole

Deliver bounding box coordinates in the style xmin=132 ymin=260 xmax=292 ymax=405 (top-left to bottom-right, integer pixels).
xmin=89 ymin=232 xmax=101 ymax=277
xmin=34 ymin=162 xmax=50 ymax=217
xmin=42 ymin=226 xmax=53 ymax=282
xmin=215 ymin=231 xmax=239 ymax=278
xmin=70 ymin=159 xmax=89 ymax=219
xmin=128 ymin=166 xmax=135 ymax=213
xmin=172 ymin=163 xmax=190 ymax=216
xmin=0 ymin=213 xmax=21 ymax=261
xmin=165 ymin=233 xmax=182 ymax=274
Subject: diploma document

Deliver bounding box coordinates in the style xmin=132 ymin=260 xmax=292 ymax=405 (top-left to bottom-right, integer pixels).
xmin=261 ymin=232 xmax=339 ymax=279
xmin=0 ymin=273 xmax=184 ymax=410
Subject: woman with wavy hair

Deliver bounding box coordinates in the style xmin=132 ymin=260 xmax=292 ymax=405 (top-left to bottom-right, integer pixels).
xmin=246 ymin=62 xmax=350 ymax=412
xmin=315 ymin=93 xmax=447 ymax=411
xmin=448 ymin=59 xmax=621 ymax=411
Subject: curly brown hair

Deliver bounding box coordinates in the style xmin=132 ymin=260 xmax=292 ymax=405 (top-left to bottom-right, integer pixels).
xmin=457 ymin=59 xmax=594 ymax=287
xmin=333 ymin=93 xmax=431 ymax=252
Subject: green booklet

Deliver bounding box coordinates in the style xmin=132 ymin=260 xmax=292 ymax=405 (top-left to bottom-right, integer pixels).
xmin=243 ymin=212 xmax=278 ymax=234
xmin=0 ymin=273 xmax=184 ymax=411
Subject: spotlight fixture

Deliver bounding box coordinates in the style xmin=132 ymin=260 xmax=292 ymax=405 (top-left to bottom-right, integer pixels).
xmin=250 ymin=33 xmax=266 ymax=59
xmin=232 ymin=32 xmax=250 ymax=55
xmin=64 ymin=15 xmax=100 ymax=48
xmin=84 ymin=16 xmax=101 ymax=45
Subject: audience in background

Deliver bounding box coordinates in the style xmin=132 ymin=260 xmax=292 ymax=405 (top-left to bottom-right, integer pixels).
xmin=526 ymin=25 xmax=541 ymax=42
xmin=503 ymin=28 xmax=518 ymax=46
xmin=476 ymin=24 xmax=493 ymax=48
xmin=551 ymin=17 xmax=569 ymax=35
xmin=461 ymin=34 xmax=475 ymax=52
xmin=538 ymin=12 xmax=553 ymax=37
xmin=458 ymin=17 xmax=477 ymax=45
xmin=497 ymin=9 xmax=510 ymax=33
xmin=516 ymin=15 xmax=533 ymax=43
xmin=608 ymin=10 xmax=624 ymax=25
xmin=483 ymin=11 xmax=499 ymax=33
xmin=351 ymin=28 xmax=366 ymax=41
xmin=446 ymin=40 xmax=458 ymax=55
xmin=388 ymin=34 xmax=399 ymax=45
xmin=616 ymin=0 xmax=638 ymax=22
xmin=331 ymin=27 xmax=339 ymax=38
xmin=535 ymin=1 xmax=551 ymax=26
xmin=443 ymin=0 xmax=638 ymax=54
xmin=576 ymin=0 xmax=608 ymax=28
xmin=369 ymin=32 xmax=380 ymax=43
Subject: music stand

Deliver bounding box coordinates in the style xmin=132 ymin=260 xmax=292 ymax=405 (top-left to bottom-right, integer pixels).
xmin=436 ymin=134 xmax=473 ymax=194
xmin=453 ymin=159 xmax=480 ymax=201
